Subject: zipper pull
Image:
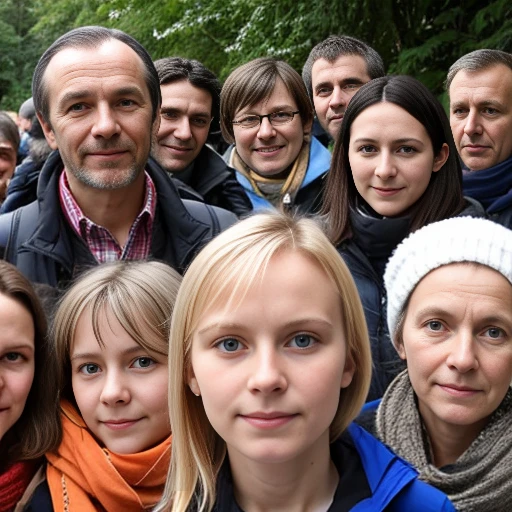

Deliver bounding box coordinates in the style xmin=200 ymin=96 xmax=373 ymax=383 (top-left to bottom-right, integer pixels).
xmin=283 ymin=193 xmax=291 ymax=206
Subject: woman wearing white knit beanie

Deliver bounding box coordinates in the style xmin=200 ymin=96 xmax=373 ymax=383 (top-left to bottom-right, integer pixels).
xmin=358 ymin=216 xmax=512 ymax=512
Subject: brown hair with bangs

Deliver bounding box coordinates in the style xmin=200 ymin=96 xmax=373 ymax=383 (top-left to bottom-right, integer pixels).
xmin=220 ymin=57 xmax=314 ymax=143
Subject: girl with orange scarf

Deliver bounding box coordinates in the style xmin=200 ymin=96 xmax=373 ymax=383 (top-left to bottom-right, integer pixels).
xmin=48 ymin=261 xmax=181 ymax=511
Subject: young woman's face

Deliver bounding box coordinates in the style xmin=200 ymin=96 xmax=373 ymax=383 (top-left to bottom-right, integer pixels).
xmin=348 ymin=102 xmax=448 ymax=217
xmin=400 ymin=264 xmax=512 ymax=437
xmin=0 ymin=293 xmax=35 ymax=443
xmin=71 ymin=307 xmax=170 ymax=454
xmin=232 ymin=78 xmax=311 ymax=177
xmin=189 ymin=251 xmax=355 ymax=466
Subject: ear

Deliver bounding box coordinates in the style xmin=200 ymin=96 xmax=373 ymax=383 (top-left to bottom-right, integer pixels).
xmin=395 ymin=340 xmax=407 ymax=361
xmin=37 ymin=112 xmax=58 ymax=150
xmin=187 ymin=365 xmax=201 ymax=397
xmin=302 ymin=117 xmax=313 ymax=136
xmin=152 ymin=107 xmax=161 ymax=140
xmin=340 ymin=354 xmax=356 ymax=389
xmin=432 ymin=143 xmax=449 ymax=173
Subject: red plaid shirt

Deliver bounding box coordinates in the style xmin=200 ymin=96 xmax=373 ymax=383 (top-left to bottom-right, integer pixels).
xmin=59 ymin=171 xmax=156 ymax=263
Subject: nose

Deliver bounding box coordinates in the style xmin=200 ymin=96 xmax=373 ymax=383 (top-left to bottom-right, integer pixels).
xmin=374 ymin=151 xmax=397 ymax=180
xmin=329 ymin=86 xmax=348 ymax=110
xmin=463 ymin=109 xmax=483 ymax=137
xmin=446 ymin=331 xmax=479 ymax=373
xmin=257 ymin=117 xmax=276 ymax=140
xmin=247 ymin=347 xmax=287 ymax=394
xmin=100 ymin=370 xmax=131 ymax=405
xmin=173 ymin=117 xmax=192 ymax=141
xmin=91 ymin=104 xmax=121 ymax=139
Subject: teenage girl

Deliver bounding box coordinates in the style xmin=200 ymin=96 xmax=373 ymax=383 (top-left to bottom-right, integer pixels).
xmin=47 ymin=260 xmax=181 ymax=511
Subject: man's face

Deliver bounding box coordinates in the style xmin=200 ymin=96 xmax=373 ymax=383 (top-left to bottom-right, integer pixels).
xmin=449 ymin=64 xmax=512 ymax=171
xmin=18 ymin=117 xmax=32 ymax=133
xmin=311 ymin=54 xmax=371 ymax=140
xmin=39 ymin=39 xmax=158 ymax=192
xmin=153 ymin=80 xmax=212 ymax=173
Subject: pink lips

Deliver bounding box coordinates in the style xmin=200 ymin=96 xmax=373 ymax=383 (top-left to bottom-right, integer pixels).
xmin=463 ymin=144 xmax=490 ymax=154
xmin=438 ymin=384 xmax=480 ymax=397
xmin=102 ymin=418 xmax=141 ymax=430
xmin=372 ymin=187 xmax=404 ymax=197
xmin=240 ymin=412 xmax=298 ymax=429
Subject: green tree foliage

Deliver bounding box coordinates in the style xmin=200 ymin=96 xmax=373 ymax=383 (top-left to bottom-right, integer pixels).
xmin=0 ymin=0 xmax=510 ymax=110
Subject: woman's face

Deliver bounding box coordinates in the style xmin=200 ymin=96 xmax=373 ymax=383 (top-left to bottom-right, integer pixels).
xmin=189 ymin=250 xmax=354 ymax=467
xmin=71 ymin=307 xmax=170 ymax=454
xmin=0 ymin=293 xmax=35 ymax=443
xmin=232 ymin=78 xmax=311 ymax=177
xmin=399 ymin=264 xmax=512 ymax=438
xmin=348 ymin=102 xmax=448 ymax=217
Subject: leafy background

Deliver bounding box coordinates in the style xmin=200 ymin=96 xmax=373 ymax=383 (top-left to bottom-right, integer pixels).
xmin=1 ymin=0 xmax=510 ymax=111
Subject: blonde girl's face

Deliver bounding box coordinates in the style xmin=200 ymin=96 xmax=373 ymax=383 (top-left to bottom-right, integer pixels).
xmin=71 ymin=307 xmax=170 ymax=454
xmin=188 ymin=250 xmax=355 ymax=466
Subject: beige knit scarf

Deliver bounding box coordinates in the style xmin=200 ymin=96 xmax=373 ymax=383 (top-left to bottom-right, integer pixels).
xmin=376 ymin=370 xmax=512 ymax=511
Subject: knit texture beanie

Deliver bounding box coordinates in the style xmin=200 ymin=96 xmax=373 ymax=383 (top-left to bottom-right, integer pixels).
xmin=384 ymin=217 xmax=512 ymax=349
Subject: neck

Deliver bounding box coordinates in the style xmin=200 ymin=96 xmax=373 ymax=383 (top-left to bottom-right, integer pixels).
xmin=421 ymin=408 xmax=488 ymax=467
xmin=228 ymin=432 xmax=338 ymax=512
xmin=66 ymin=170 xmax=147 ymax=248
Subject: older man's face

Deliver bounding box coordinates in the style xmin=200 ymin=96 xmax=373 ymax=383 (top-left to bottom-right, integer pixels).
xmin=449 ymin=64 xmax=512 ymax=171
xmin=39 ymin=38 xmax=158 ymax=191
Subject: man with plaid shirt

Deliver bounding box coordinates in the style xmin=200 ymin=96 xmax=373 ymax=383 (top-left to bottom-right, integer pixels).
xmin=0 ymin=26 xmax=236 ymax=289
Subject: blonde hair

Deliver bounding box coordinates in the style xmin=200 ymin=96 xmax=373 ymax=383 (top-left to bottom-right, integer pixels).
xmin=156 ymin=212 xmax=372 ymax=512
xmin=52 ymin=260 xmax=182 ymax=403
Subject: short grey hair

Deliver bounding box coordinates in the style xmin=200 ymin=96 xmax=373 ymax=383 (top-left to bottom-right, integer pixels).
xmin=302 ymin=35 xmax=385 ymax=98
xmin=446 ymin=49 xmax=512 ymax=91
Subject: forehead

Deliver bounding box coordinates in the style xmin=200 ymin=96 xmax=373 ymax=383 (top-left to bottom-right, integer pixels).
xmin=43 ymin=39 xmax=148 ymax=110
xmin=350 ymin=102 xmax=428 ymax=139
xmin=449 ymin=65 xmax=512 ymax=105
xmin=311 ymin=54 xmax=370 ymax=85
xmin=236 ymin=78 xmax=298 ymax=114
xmin=160 ymin=80 xmax=212 ymax=112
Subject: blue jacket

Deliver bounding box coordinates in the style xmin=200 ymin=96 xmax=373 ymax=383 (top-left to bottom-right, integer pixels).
xmin=348 ymin=423 xmax=455 ymax=511
xmin=230 ymin=137 xmax=330 ymax=214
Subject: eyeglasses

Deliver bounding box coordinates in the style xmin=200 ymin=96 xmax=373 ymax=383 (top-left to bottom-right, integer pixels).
xmin=232 ymin=110 xmax=300 ymax=128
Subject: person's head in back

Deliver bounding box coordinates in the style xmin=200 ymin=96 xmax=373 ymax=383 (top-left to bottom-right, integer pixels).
xmin=447 ymin=49 xmax=512 ymax=172
xmin=302 ymin=35 xmax=385 ymax=140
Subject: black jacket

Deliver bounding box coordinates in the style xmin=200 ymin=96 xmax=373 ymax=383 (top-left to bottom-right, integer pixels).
xmin=0 ymin=150 xmax=236 ymax=289
xmin=159 ymin=145 xmax=252 ymax=217
xmin=338 ymin=197 xmax=487 ymax=401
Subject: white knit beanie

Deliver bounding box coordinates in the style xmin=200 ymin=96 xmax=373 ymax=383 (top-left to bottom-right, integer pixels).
xmin=384 ymin=217 xmax=512 ymax=349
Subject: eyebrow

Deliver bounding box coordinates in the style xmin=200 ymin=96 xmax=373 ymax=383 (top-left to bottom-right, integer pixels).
xmin=161 ymin=107 xmax=211 ymax=118
xmin=415 ymin=307 xmax=512 ymax=325
xmin=352 ymin=137 xmax=425 ymax=145
xmin=2 ymin=343 xmax=34 ymax=353
xmin=70 ymin=344 xmax=145 ymax=362
xmin=314 ymin=77 xmax=365 ymax=90
xmin=58 ymin=86 xmax=145 ymax=107
xmin=197 ymin=318 xmax=333 ymax=336
xmin=451 ymin=99 xmax=506 ymax=110
xmin=237 ymin=104 xmax=296 ymax=116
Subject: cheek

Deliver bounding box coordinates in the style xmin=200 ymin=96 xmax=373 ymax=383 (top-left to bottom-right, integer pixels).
xmin=13 ymin=367 xmax=36 ymax=408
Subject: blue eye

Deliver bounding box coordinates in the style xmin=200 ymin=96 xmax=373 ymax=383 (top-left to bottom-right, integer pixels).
xmin=289 ymin=334 xmax=316 ymax=349
xmin=426 ymin=320 xmax=444 ymax=331
xmin=217 ymin=338 xmax=242 ymax=352
xmin=484 ymin=327 xmax=505 ymax=339
xmin=79 ymin=363 xmax=100 ymax=375
xmin=131 ymin=357 xmax=155 ymax=368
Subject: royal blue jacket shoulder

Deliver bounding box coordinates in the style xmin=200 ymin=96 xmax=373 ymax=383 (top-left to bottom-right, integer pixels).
xmin=348 ymin=423 xmax=455 ymax=511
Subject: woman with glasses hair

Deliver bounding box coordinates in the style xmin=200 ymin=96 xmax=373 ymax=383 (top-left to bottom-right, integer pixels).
xmin=221 ymin=58 xmax=331 ymax=214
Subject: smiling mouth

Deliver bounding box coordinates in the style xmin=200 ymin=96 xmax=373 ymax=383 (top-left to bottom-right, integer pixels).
xmin=254 ymin=146 xmax=283 ymax=153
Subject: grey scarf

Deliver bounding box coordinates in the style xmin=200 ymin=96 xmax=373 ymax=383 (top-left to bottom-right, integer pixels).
xmin=376 ymin=370 xmax=512 ymax=512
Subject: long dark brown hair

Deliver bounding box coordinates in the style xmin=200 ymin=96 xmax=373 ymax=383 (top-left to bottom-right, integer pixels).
xmin=322 ymin=75 xmax=466 ymax=245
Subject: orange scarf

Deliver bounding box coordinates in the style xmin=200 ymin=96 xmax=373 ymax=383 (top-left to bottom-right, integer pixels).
xmin=46 ymin=401 xmax=171 ymax=511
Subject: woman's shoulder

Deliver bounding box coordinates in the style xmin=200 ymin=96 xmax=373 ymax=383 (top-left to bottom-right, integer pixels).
xmin=344 ymin=424 xmax=455 ymax=511
xmin=15 ymin=464 xmax=54 ymax=512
